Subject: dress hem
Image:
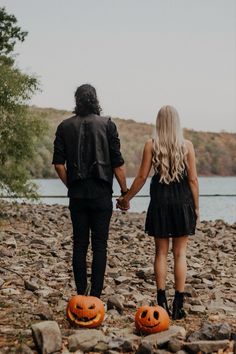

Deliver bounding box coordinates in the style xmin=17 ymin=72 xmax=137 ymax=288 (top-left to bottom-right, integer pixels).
xmin=145 ymin=231 xmax=195 ymax=238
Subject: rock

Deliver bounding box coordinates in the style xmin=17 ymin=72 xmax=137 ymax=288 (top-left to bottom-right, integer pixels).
xmin=189 ymin=305 xmax=206 ymax=314
xmin=16 ymin=344 xmax=34 ymax=354
xmin=132 ymin=293 xmax=147 ymax=303
xmin=0 ymin=246 xmax=14 ymax=257
xmin=184 ymin=284 xmax=197 ymax=297
xmin=124 ymin=300 xmax=137 ymax=308
xmin=94 ymin=341 xmax=109 ymax=351
xmin=104 ymin=285 xmax=115 ymax=295
xmin=168 ymin=338 xmax=184 ymax=352
xmin=24 ymin=279 xmax=39 ymax=291
xmin=187 ymin=322 xmax=231 ymax=341
xmin=136 ymin=341 xmax=153 ymax=354
xmin=68 ymin=329 xmax=106 ymax=352
xmin=136 ymin=269 xmax=147 ymax=280
xmin=108 ymin=337 xmax=134 ymax=352
xmin=34 ymin=303 xmax=54 ymax=320
xmin=0 ymin=277 xmax=4 ymax=288
xmin=31 ymin=321 xmax=62 ymax=354
xmin=1 ymin=288 xmax=21 ymax=295
xmin=184 ymin=339 xmax=230 ymax=353
xmin=35 ymin=287 xmax=61 ymax=298
xmin=4 ymin=236 xmax=17 ymax=248
xmin=107 ymin=294 xmax=124 ymax=314
xmin=142 ymin=326 xmax=186 ymax=347
xmin=114 ymin=275 xmax=132 ymax=284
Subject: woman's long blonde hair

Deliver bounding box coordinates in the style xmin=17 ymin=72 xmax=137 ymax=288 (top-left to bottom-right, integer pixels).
xmin=152 ymin=105 xmax=187 ymax=184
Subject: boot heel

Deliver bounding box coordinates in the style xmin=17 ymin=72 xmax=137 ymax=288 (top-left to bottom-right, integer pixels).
xmin=172 ymin=291 xmax=186 ymax=320
xmin=157 ymin=289 xmax=171 ymax=317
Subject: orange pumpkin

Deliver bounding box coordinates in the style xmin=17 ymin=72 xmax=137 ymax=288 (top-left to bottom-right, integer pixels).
xmin=66 ymin=295 xmax=105 ymax=328
xmin=135 ymin=305 xmax=170 ymax=334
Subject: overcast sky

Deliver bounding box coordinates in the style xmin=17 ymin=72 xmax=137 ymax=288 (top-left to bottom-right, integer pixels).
xmin=2 ymin=0 xmax=236 ymax=132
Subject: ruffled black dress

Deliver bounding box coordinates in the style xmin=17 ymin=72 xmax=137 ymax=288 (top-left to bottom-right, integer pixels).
xmin=145 ymin=170 xmax=196 ymax=238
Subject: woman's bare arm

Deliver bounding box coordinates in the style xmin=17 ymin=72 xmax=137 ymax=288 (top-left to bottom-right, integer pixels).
xmin=185 ymin=140 xmax=199 ymax=219
xmin=120 ymin=140 xmax=153 ymax=208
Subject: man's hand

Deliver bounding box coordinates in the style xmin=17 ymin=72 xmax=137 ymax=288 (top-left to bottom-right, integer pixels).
xmin=54 ymin=164 xmax=68 ymax=187
xmin=116 ymin=196 xmax=130 ymax=211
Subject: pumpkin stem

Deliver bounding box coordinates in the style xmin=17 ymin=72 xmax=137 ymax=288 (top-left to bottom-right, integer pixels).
xmin=84 ymin=283 xmax=91 ymax=296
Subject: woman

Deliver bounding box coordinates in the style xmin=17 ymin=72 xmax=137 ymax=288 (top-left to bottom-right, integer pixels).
xmin=118 ymin=105 xmax=199 ymax=319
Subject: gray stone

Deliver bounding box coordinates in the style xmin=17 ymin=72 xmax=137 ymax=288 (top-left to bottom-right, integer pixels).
xmin=184 ymin=284 xmax=197 ymax=297
xmin=187 ymin=322 xmax=231 ymax=341
xmin=35 ymin=287 xmax=61 ymax=298
xmin=16 ymin=344 xmax=34 ymax=354
xmin=31 ymin=321 xmax=62 ymax=354
xmin=124 ymin=300 xmax=137 ymax=308
xmin=115 ymin=275 xmax=132 ymax=284
xmin=94 ymin=341 xmax=109 ymax=351
xmin=108 ymin=337 xmax=134 ymax=352
xmin=136 ymin=341 xmax=153 ymax=354
xmin=143 ymin=326 xmax=186 ymax=347
xmin=189 ymin=305 xmax=206 ymax=314
xmin=107 ymin=294 xmax=124 ymax=314
xmin=4 ymin=236 xmax=17 ymax=248
xmin=168 ymin=338 xmax=183 ymax=352
xmin=0 ymin=277 xmax=4 ymax=288
xmin=34 ymin=303 xmax=54 ymax=320
xmin=1 ymin=288 xmax=21 ymax=295
xmin=24 ymin=279 xmax=39 ymax=291
xmin=184 ymin=339 xmax=230 ymax=353
xmin=68 ymin=329 xmax=106 ymax=352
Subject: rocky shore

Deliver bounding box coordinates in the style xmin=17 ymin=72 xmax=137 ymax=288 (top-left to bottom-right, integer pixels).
xmin=0 ymin=201 xmax=235 ymax=353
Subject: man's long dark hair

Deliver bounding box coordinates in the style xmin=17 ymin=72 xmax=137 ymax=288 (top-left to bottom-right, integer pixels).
xmin=74 ymin=84 xmax=102 ymax=117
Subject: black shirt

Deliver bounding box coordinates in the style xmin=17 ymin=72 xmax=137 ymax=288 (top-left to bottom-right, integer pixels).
xmin=69 ymin=178 xmax=112 ymax=199
xmin=52 ymin=117 xmax=123 ymax=199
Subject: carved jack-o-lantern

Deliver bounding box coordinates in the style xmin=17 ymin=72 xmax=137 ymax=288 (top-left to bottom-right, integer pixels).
xmin=66 ymin=295 xmax=105 ymax=328
xmin=135 ymin=305 xmax=170 ymax=334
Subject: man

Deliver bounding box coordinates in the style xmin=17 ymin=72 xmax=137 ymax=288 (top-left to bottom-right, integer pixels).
xmin=52 ymin=84 xmax=127 ymax=298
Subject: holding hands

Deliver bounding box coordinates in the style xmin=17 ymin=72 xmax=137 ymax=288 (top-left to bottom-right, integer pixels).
xmin=116 ymin=190 xmax=130 ymax=211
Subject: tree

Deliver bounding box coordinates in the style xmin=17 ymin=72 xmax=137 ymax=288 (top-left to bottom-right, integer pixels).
xmin=0 ymin=7 xmax=46 ymax=198
xmin=0 ymin=7 xmax=27 ymax=55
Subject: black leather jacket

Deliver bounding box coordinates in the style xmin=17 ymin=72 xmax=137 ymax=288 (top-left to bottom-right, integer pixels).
xmin=52 ymin=114 xmax=124 ymax=186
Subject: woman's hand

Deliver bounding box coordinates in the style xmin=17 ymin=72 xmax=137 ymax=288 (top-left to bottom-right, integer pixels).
xmin=195 ymin=209 xmax=200 ymax=223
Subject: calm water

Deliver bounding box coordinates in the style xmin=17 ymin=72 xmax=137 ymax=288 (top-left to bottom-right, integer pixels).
xmin=32 ymin=177 xmax=236 ymax=224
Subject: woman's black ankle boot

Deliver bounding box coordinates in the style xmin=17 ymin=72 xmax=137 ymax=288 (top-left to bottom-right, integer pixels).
xmin=157 ymin=289 xmax=171 ymax=317
xmin=172 ymin=290 xmax=186 ymax=320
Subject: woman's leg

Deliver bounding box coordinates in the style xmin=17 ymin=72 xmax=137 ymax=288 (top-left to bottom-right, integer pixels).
xmin=172 ymin=236 xmax=188 ymax=292
xmin=154 ymin=237 xmax=169 ymax=289
xmin=154 ymin=237 xmax=171 ymax=314
xmin=172 ymin=236 xmax=188 ymax=319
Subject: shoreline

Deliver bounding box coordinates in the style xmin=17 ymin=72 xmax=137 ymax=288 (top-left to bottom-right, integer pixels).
xmin=1 ymin=199 xmax=236 ymax=226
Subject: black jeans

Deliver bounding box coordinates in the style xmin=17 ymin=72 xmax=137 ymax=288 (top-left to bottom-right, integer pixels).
xmin=69 ymin=195 xmax=112 ymax=298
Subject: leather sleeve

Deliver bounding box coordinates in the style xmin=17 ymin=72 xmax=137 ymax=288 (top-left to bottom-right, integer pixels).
xmin=107 ymin=119 xmax=125 ymax=168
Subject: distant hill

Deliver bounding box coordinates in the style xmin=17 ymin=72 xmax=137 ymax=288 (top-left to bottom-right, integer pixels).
xmin=28 ymin=106 xmax=236 ymax=177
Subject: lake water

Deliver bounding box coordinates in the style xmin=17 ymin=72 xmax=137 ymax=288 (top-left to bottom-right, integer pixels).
xmin=32 ymin=177 xmax=236 ymax=224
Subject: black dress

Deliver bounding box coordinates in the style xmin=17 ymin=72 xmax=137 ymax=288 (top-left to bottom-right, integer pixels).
xmin=145 ymin=170 xmax=196 ymax=238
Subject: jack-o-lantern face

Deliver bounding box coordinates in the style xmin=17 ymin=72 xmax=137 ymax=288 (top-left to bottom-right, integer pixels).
xmin=66 ymin=295 xmax=105 ymax=328
xmin=135 ymin=305 xmax=170 ymax=334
